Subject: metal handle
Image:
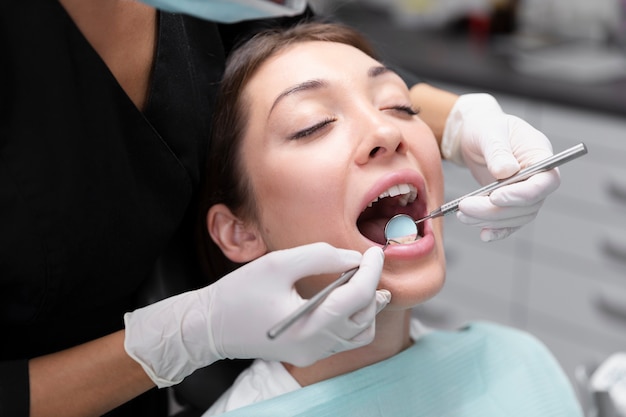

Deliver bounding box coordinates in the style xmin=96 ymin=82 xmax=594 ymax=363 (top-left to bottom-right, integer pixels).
xmin=440 ymin=142 xmax=588 ymax=215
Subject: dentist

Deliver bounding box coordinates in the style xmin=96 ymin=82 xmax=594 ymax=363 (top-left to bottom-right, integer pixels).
xmin=0 ymin=1 xmax=559 ymax=416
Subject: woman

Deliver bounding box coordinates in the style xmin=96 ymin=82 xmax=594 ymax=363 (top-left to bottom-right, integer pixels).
xmin=0 ymin=1 xmax=559 ymax=415
xmin=199 ymin=22 xmax=582 ymax=416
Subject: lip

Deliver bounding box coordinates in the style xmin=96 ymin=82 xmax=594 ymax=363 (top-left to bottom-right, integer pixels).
xmin=356 ymin=169 xmax=434 ymax=258
xmin=358 ymin=169 xmax=426 ymax=219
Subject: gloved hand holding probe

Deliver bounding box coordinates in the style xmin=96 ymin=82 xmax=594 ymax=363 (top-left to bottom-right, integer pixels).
xmin=442 ymin=93 xmax=561 ymax=241
xmin=124 ymin=243 xmax=388 ymax=388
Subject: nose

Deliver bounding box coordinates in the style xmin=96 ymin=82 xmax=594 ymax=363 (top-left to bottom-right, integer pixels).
xmin=355 ymin=111 xmax=408 ymax=165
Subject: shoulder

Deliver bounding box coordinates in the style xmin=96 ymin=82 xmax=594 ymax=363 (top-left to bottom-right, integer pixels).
xmin=458 ymin=321 xmax=575 ymax=391
xmin=412 ymin=320 xmax=570 ymax=387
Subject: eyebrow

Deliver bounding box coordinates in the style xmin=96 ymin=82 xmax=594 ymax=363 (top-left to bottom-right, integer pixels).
xmin=270 ymin=79 xmax=327 ymax=114
xmin=269 ymin=65 xmax=394 ymax=114
xmin=368 ymin=65 xmax=391 ymax=78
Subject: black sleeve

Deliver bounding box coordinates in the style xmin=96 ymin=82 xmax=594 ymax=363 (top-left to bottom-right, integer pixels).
xmin=0 ymin=360 xmax=30 ymax=417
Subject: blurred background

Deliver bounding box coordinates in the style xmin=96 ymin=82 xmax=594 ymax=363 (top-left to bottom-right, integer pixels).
xmin=308 ymin=1 xmax=626 ymax=415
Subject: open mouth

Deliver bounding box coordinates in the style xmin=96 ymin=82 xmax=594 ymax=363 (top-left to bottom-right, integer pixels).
xmin=357 ymin=183 xmax=425 ymax=245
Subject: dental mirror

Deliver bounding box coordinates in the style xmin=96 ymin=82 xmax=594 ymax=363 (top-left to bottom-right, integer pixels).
xmin=384 ymin=214 xmax=419 ymax=246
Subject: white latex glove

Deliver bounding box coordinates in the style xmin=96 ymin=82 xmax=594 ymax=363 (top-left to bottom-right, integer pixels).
xmin=124 ymin=243 xmax=389 ymax=388
xmin=441 ymin=93 xmax=561 ymax=242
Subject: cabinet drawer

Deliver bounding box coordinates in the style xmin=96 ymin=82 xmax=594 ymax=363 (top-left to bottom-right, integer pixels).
xmin=527 ymin=261 xmax=626 ymax=348
xmin=547 ymin=148 xmax=626 ymax=212
xmin=444 ymin=237 xmax=518 ymax=302
xmin=539 ymin=103 xmax=626 ymax=154
xmin=529 ymin=206 xmax=626 ymax=286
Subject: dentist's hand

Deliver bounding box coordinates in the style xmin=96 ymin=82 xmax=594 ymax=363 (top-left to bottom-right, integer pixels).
xmin=124 ymin=243 xmax=388 ymax=388
xmin=442 ymin=93 xmax=561 ymax=242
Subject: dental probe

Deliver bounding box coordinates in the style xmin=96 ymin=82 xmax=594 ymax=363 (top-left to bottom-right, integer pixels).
xmin=411 ymin=142 xmax=588 ymax=226
xmin=267 ymin=267 xmax=359 ymax=339
xmin=267 ymin=142 xmax=588 ymax=340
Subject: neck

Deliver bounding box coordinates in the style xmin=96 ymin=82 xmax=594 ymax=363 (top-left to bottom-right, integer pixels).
xmin=283 ymin=309 xmax=413 ymax=387
xmin=59 ymin=0 xmax=157 ymax=110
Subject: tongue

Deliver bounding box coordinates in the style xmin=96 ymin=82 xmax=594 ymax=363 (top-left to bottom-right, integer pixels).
xmin=357 ymin=218 xmax=389 ymax=245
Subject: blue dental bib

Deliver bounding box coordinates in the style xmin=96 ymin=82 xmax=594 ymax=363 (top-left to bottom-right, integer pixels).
xmin=217 ymin=322 xmax=583 ymax=417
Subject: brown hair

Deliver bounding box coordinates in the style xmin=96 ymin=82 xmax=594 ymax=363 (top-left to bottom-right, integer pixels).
xmin=197 ymin=21 xmax=379 ymax=282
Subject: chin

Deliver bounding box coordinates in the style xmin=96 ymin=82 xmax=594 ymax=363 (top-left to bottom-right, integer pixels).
xmin=380 ymin=263 xmax=446 ymax=310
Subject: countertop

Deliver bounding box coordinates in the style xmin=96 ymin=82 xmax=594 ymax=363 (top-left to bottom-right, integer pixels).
xmin=334 ymin=4 xmax=626 ymax=116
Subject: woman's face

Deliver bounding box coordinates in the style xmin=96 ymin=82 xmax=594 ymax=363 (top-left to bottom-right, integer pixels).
xmin=239 ymin=41 xmax=446 ymax=309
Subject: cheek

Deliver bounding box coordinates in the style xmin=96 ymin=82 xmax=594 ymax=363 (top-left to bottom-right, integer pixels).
xmin=246 ymin=150 xmax=346 ymax=249
xmin=406 ymin=124 xmax=445 ymax=202
xmin=427 ymin=163 xmax=445 ymax=207
xmin=384 ymin=262 xmax=446 ymax=309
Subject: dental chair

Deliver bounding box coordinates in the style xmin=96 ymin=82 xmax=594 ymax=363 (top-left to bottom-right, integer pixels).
xmin=576 ymin=362 xmax=623 ymax=417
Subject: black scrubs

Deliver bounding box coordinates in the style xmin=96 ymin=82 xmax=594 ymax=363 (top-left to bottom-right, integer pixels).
xmin=0 ymin=2 xmax=310 ymax=415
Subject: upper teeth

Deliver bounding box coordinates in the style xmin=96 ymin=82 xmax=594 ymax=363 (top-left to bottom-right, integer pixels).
xmin=368 ymin=183 xmax=417 ymax=208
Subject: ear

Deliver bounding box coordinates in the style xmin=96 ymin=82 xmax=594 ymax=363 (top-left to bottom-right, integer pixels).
xmin=207 ymin=204 xmax=267 ymax=263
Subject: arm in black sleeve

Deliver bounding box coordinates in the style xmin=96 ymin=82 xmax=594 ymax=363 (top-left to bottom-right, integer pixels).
xmin=0 ymin=360 xmax=30 ymax=417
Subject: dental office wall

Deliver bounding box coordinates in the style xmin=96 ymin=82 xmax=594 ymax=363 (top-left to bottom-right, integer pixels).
xmin=309 ymin=0 xmax=626 ymax=407
xmin=426 ymin=88 xmax=626 ymax=388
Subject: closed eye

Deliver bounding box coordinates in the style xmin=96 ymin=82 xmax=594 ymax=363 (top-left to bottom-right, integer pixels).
xmin=290 ymin=116 xmax=336 ymax=140
xmin=386 ymin=105 xmax=419 ymax=116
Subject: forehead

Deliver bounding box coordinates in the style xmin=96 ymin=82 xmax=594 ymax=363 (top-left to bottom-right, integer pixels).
xmin=267 ymin=40 xmax=379 ymax=69
xmin=244 ymin=41 xmax=383 ymax=98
